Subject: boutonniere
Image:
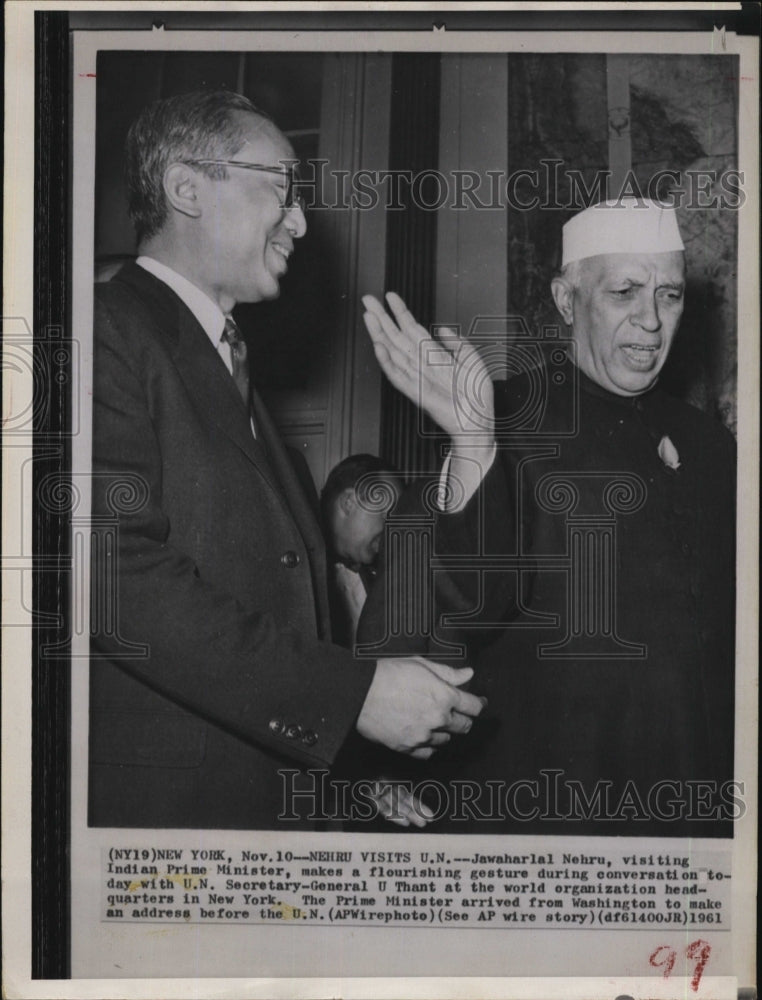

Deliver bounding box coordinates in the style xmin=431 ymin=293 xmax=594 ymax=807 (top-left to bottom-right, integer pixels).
xmin=657 ymin=435 xmax=681 ymax=471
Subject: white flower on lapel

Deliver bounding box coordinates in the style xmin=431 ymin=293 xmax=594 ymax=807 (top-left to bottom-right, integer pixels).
xmin=658 ymin=435 xmax=681 ymax=470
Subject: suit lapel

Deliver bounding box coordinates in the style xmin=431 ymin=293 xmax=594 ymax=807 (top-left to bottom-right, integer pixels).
xmin=173 ymin=306 xmax=263 ymax=462
xmin=117 ymin=264 xmax=281 ymax=496
xmin=114 ymin=263 xmax=331 ymax=635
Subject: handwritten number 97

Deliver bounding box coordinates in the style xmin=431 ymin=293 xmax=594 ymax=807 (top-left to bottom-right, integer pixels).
xmin=650 ymin=939 xmax=711 ymax=992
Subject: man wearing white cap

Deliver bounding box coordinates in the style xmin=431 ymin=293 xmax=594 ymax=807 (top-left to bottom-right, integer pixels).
xmin=552 ymin=198 xmax=688 ymax=397
xmin=361 ymin=199 xmax=736 ymax=836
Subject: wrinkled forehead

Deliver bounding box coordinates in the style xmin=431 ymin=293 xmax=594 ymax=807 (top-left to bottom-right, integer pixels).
xmin=230 ymin=111 xmax=295 ymax=163
xmin=580 ymin=250 xmax=686 ymax=286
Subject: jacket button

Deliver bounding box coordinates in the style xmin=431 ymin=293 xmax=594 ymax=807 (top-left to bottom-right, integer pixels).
xmin=303 ymin=730 xmax=318 ymax=746
xmin=281 ymin=550 xmax=301 ymax=568
xmin=286 ymin=724 xmax=303 ymax=740
xmin=269 ymin=718 xmax=284 ymax=735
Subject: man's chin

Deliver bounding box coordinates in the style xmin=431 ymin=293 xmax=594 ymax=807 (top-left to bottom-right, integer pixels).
xmin=254 ymin=268 xmax=285 ymax=302
xmin=607 ymin=365 xmax=660 ymax=398
xmin=233 ymin=283 xmax=281 ymax=306
xmin=262 ymin=279 xmax=282 ymax=300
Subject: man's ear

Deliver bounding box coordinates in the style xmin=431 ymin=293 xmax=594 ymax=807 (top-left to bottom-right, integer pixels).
xmin=338 ymin=488 xmax=356 ymax=516
xmin=163 ymin=163 xmax=203 ymax=220
xmin=550 ymin=276 xmax=574 ymax=327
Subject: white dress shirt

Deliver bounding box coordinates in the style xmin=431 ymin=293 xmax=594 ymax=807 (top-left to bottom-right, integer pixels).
xmin=332 ymin=563 xmax=368 ymax=648
xmin=136 ymin=255 xmax=231 ymax=361
xmin=137 ymin=256 xmax=256 ymax=435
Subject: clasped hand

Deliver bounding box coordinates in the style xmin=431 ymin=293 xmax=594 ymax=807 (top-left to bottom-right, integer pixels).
xmin=356 ymin=656 xmax=486 ymax=761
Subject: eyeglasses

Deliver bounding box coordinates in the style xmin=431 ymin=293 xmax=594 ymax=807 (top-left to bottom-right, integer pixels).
xmin=183 ymin=160 xmax=305 ymax=212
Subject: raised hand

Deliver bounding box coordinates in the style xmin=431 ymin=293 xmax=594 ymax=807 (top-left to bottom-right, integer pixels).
xmin=356 ymin=656 xmax=486 ymax=761
xmin=362 ymin=292 xmax=495 ymax=445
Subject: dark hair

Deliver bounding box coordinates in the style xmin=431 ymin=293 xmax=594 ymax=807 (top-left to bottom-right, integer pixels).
xmin=320 ymin=454 xmax=400 ymax=529
xmin=125 ymin=89 xmax=272 ymax=244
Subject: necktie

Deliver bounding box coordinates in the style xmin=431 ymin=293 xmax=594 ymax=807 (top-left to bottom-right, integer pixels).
xmin=221 ymin=316 xmax=250 ymax=407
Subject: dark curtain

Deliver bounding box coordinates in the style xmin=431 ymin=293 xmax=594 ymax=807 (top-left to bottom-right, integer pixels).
xmin=380 ymin=53 xmax=442 ymax=476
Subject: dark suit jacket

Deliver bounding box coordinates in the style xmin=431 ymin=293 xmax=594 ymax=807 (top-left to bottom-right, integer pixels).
xmin=358 ymin=362 xmax=736 ymax=836
xmin=89 ymin=263 xmax=374 ymax=829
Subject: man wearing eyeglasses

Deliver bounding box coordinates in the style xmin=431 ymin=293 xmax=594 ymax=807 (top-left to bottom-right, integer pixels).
xmin=89 ymin=90 xmax=485 ymax=830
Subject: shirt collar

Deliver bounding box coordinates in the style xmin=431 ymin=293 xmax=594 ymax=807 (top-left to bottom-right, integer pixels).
xmin=576 ymin=364 xmax=657 ymax=409
xmin=136 ymin=256 xmax=227 ymax=347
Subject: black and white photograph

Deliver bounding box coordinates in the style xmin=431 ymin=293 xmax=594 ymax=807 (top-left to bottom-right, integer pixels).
xmin=88 ymin=43 xmax=740 ymax=839
xmin=2 ymin=3 xmax=758 ymax=997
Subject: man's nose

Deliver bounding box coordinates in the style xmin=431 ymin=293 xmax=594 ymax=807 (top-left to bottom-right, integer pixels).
xmin=630 ymin=292 xmax=661 ymax=332
xmin=285 ymin=202 xmax=307 ymax=239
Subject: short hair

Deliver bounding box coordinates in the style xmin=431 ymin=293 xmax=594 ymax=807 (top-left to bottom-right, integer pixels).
xmin=320 ymin=454 xmax=400 ymax=528
xmin=555 ymin=259 xmax=583 ymax=290
xmin=125 ymin=90 xmax=272 ymax=244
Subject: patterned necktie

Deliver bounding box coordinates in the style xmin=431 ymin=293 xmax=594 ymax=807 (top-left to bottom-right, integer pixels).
xmin=221 ymin=315 xmax=250 ymax=407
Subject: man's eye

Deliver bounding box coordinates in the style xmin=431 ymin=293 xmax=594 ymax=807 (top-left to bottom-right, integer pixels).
xmin=611 ymin=288 xmax=634 ymax=298
xmin=659 ymin=289 xmax=684 ymax=302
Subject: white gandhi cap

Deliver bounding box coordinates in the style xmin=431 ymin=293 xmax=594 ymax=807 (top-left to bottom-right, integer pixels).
xmin=561 ymin=199 xmax=685 ymax=266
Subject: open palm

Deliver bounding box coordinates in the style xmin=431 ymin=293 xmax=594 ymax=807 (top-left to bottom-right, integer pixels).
xmin=362 ymin=292 xmax=494 ymax=442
